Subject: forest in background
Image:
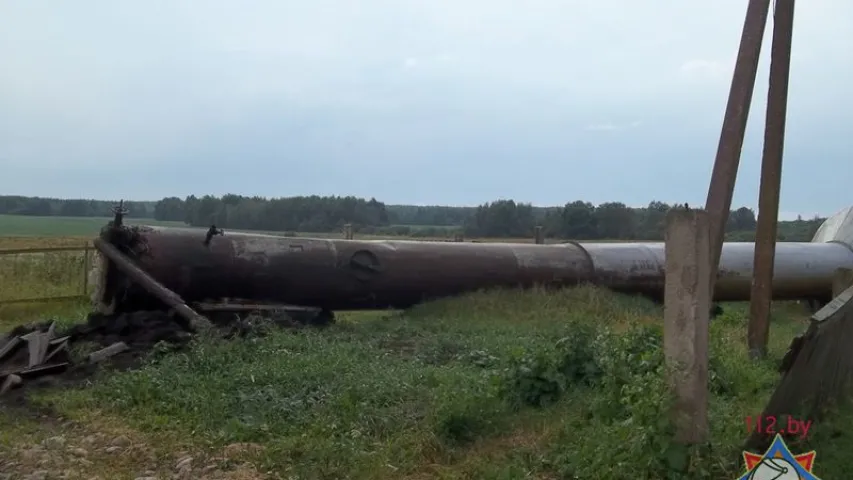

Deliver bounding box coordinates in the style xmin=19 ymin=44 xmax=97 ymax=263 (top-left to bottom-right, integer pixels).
xmin=0 ymin=194 xmax=827 ymax=241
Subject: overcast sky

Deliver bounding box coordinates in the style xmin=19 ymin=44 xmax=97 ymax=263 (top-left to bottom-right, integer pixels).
xmin=1 ymin=0 xmax=850 ymax=219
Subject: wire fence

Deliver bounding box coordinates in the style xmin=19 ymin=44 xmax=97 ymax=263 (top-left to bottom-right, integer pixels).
xmin=0 ymin=245 xmax=93 ymax=305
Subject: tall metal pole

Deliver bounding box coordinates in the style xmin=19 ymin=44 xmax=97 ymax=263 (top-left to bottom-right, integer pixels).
xmin=705 ymin=0 xmax=772 ymax=299
xmin=749 ymin=0 xmax=796 ymax=359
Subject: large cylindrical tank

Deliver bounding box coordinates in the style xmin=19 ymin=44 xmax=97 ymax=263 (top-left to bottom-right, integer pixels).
xmin=580 ymin=241 xmax=853 ymax=301
xmin=91 ymin=206 xmax=853 ymax=312
xmin=95 ymin=227 xmax=596 ymax=311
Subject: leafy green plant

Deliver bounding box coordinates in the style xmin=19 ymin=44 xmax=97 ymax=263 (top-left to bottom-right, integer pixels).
xmin=499 ymin=351 xmax=568 ymax=409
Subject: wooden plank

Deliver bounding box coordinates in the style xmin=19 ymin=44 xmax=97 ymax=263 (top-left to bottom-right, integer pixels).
xmin=0 ymin=374 xmax=22 ymax=396
xmin=17 ymin=362 xmax=70 ymax=377
xmin=87 ymin=342 xmax=129 ymax=363
xmin=44 ymin=338 xmax=70 ymax=363
xmin=20 ymin=328 xmax=52 ymax=368
xmin=195 ymin=302 xmax=320 ymax=313
xmin=0 ymin=336 xmax=22 ymax=362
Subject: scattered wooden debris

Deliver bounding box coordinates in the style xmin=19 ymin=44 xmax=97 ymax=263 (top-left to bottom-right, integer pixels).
xmin=0 ymin=305 xmax=332 ymax=398
xmin=0 ymin=322 xmax=71 ymax=397
xmin=87 ymin=342 xmax=129 ymax=364
xmin=0 ymin=336 xmax=22 ymax=362
xmin=0 ymin=374 xmax=21 ymax=395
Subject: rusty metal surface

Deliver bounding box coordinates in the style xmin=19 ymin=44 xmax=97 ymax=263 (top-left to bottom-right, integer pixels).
xmin=749 ymin=0 xmax=796 ymax=358
xmin=94 ymin=219 xmax=853 ymax=312
xmin=704 ymin=0 xmax=772 ymax=297
xmin=581 ymin=243 xmax=665 ymax=296
xmin=103 ymin=227 xmax=596 ymax=310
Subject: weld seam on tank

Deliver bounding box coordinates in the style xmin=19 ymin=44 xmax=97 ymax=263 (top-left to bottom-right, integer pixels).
xmin=561 ymin=240 xmax=597 ymax=285
xmin=823 ymin=240 xmax=853 ymax=256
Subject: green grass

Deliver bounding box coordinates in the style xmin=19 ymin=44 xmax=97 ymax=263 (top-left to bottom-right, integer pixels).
xmin=2 ymin=287 xmax=845 ymax=479
xmin=0 ymin=249 xmax=92 ymax=303
xmin=0 ymin=243 xmax=96 ymax=332
xmin=0 ymin=214 xmax=185 ymax=237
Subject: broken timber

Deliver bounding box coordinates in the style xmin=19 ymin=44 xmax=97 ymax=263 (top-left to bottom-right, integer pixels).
xmin=746 ymin=282 xmax=853 ymax=449
xmin=87 ymin=342 xmax=129 ymax=364
xmin=93 ymin=237 xmax=212 ymax=332
xmin=0 ymin=322 xmax=72 ymax=397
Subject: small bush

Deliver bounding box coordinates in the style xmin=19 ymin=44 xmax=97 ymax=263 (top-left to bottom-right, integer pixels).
xmin=554 ymin=322 xmax=603 ymax=385
xmin=495 ymin=318 xmax=763 ymax=478
xmin=436 ymin=408 xmax=493 ymax=445
xmin=498 ymin=321 xmax=664 ymax=411
xmin=499 ymin=351 xmax=568 ymax=409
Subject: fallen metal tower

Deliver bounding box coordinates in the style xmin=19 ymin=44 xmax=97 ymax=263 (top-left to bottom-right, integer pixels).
xmin=91 ymin=207 xmax=853 ymax=314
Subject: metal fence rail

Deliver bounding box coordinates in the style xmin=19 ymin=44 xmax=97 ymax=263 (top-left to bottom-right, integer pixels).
xmin=0 ymin=244 xmax=92 ymax=305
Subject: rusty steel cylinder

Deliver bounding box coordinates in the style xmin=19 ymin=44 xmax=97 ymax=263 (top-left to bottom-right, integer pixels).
xmin=94 ymin=215 xmax=853 ymax=312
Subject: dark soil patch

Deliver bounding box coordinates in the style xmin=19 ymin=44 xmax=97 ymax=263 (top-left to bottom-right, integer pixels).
xmin=1 ymin=307 xmax=335 ymax=407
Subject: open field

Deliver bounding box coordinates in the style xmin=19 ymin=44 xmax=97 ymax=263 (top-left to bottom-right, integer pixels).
xmin=1 ymin=234 xmax=852 ymax=479
xmin=0 ymin=249 xmax=91 ymax=304
xmin=0 ymin=215 xmax=186 ymax=238
xmin=0 ymin=214 xmax=572 ymax=251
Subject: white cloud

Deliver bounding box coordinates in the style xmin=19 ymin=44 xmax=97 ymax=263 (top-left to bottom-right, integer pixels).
xmin=584 ymin=121 xmax=642 ymax=132
xmin=678 ymin=59 xmax=730 ymax=81
xmin=401 ymin=54 xmax=455 ymax=71
xmin=585 ymin=123 xmax=619 ymax=131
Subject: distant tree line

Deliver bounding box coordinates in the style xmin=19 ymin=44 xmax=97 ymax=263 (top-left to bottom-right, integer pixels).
xmin=0 ymin=194 xmax=826 ymax=241
xmin=0 ymin=195 xmax=154 ymax=218
xmin=463 ymin=199 xmax=823 ymax=241
xmin=154 ymin=194 xmax=391 ymax=233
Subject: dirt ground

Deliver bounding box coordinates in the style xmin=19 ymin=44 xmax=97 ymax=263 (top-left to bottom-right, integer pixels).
xmin=0 ymin=310 xmax=313 ymax=480
xmin=1 ymin=403 xmax=269 ymax=480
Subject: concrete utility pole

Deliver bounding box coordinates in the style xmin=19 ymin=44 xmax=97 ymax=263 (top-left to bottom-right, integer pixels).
xmin=664 ymin=208 xmax=711 ymax=444
xmin=748 ymin=0 xmax=796 ymax=359
xmin=705 ymin=0 xmax=772 ymax=299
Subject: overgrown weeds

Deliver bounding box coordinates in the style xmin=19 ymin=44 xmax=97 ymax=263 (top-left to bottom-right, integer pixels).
xmin=15 ymin=286 xmax=853 ymax=479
